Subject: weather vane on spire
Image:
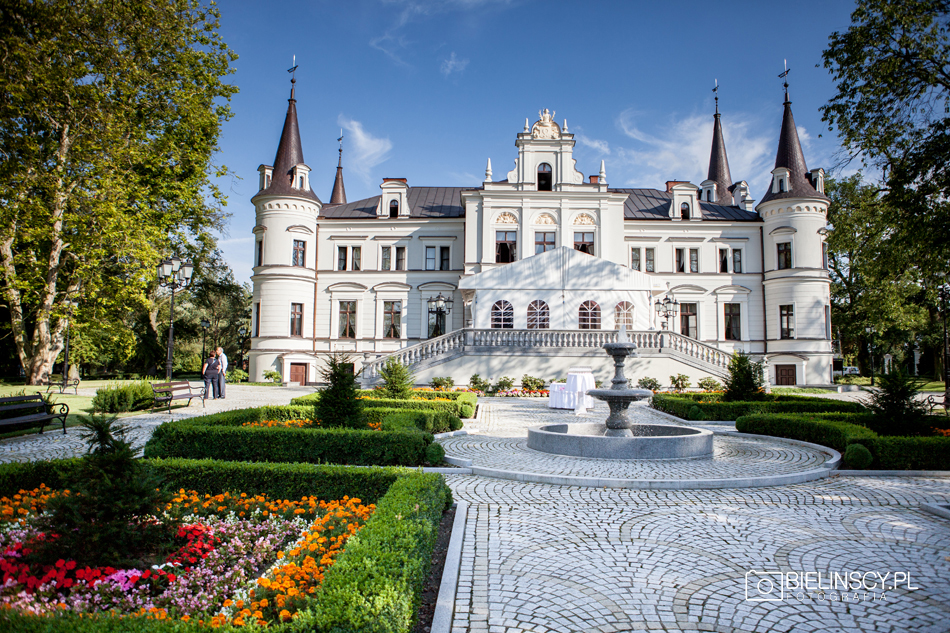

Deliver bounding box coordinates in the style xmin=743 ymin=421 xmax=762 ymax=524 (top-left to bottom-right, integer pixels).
xmin=712 ymin=78 xmax=719 ymax=113
xmin=778 ymin=59 xmax=791 ymax=102
xmin=337 ymin=128 xmax=344 ymax=166
xmin=287 ymin=55 xmax=299 ymax=99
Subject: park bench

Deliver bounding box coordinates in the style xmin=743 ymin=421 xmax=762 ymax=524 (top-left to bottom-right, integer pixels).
xmin=0 ymin=394 xmax=69 ymax=435
xmin=45 ymin=376 xmax=80 ymax=395
xmin=924 ymin=394 xmax=948 ymax=415
xmin=150 ymin=381 xmax=205 ymax=413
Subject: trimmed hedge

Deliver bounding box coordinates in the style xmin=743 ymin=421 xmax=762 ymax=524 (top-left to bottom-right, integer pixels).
xmin=144 ymin=423 xmax=432 ymax=467
xmin=0 ymin=459 xmax=452 ymax=633
xmin=378 ymin=409 xmax=463 ymax=434
xmin=735 ymin=412 xmax=950 ymax=470
xmin=292 ymin=391 xmax=478 ymax=419
xmin=653 ymin=393 xmax=866 ymax=421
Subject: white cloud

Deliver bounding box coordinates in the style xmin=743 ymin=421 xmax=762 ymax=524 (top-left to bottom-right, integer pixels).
xmin=337 ymin=115 xmax=393 ymax=185
xmin=576 ymin=133 xmax=610 ymax=155
xmin=613 ymin=109 xmax=774 ymax=195
xmin=440 ymin=52 xmax=469 ymax=76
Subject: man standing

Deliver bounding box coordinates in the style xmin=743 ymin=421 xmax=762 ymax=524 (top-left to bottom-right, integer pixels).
xmin=216 ymin=347 xmax=228 ymax=399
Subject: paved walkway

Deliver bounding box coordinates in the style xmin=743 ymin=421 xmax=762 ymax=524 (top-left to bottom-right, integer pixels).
xmin=441 ymin=398 xmax=950 ymax=633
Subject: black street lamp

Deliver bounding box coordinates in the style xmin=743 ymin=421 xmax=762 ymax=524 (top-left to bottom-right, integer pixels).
xmin=156 ymin=257 xmax=195 ymax=381
xmin=238 ymin=325 xmax=249 ymax=371
xmin=200 ymin=318 xmax=211 ymax=361
xmin=62 ymin=300 xmax=77 ymax=383
xmin=654 ymin=294 xmax=679 ymax=331
xmin=865 ymin=326 xmax=875 ymax=387
xmin=426 ymin=292 xmax=454 ymax=338
xmin=938 ymin=276 xmax=949 ymax=409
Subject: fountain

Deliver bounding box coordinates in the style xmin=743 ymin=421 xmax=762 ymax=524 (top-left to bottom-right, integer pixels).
xmin=527 ymin=327 xmax=713 ymax=460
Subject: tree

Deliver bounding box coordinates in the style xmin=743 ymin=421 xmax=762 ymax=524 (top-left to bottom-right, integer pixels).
xmin=722 ymin=353 xmax=764 ymax=402
xmin=821 ymin=0 xmax=950 ymax=272
xmin=316 ymin=354 xmax=363 ymax=428
xmin=378 ymin=356 xmax=416 ymax=400
xmin=0 ymin=0 xmax=237 ymax=383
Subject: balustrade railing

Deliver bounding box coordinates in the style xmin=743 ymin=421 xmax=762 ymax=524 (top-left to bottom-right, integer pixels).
xmin=361 ymin=327 xmax=730 ymax=382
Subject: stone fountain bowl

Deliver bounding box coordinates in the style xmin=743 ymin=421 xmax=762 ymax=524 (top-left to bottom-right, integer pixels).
xmin=527 ymin=423 xmax=713 ymax=460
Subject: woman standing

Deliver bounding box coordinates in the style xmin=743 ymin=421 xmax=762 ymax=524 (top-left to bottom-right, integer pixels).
xmin=202 ymin=351 xmax=220 ymax=399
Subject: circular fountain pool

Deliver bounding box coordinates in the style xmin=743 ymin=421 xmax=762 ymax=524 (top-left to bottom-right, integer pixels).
xmin=527 ymin=423 xmax=713 ymax=460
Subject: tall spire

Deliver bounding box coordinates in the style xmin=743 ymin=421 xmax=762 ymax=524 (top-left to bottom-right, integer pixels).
xmin=330 ymin=129 xmax=347 ymax=204
xmin=706 ymin=80 xmax=732 ymax=204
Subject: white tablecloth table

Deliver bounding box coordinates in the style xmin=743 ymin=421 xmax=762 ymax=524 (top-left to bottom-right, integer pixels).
xmin=547 ymin=383 xmax=571 ymax=408
xmin=565 ymin=372 xmax=596 ymax=413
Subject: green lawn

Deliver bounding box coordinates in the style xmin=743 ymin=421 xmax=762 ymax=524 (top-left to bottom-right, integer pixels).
xmin=770 ymin=387 xmax=838 ymax=395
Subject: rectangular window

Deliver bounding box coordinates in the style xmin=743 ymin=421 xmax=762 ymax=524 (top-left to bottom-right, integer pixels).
xmin=495 ymin=231 xmax=517 ymax=263
xmin=822 ymin=242 xmax=829 ymax=269
xmin=675 ymin=248 xmax=685 ymax=273
xmin=719 ymin=248 xmax=729 ymax=273
xmin=733 ymin=249 xmax=742 ymax=273
xmin=254 ymin=302 xmax=260 ymax=337
xmin=631 ymin=248 xmax=641 ymax=271
xmin=383 ymin=301 xmax=401 ymax=339
xmin=338 ymin=301 xmax=356 ymax=339
xmin=290 ymin=302 xmax=303 ymax=337
xmin=689 ymin=248 xmax=699 ymax=273
xmin=395 ymin=246 xmax=406 ymax=271
xmin=381 ymin=246 xmax=391 ymax=271
xmin=777 ymin=242 xmax=792 ymax=270
xmin=535 ymin=232 xmax=556 ymax=254
xmin=256 ymin=240 xmax=263 ymax=267
xmin=440 ymin=246 xmax=450 ymax=270
xmin=780 ymin=304 xmax=795 ymax=339
xmin=825 ymin=305 xmax=832 ymax=339
xmin=574 ymin=232 xmax=594 ymax=255
xmin=351 ymin=247 xmax=361 ymax=271
xmin=680 ymin=303 xmax=698 ymax=339
xmin=337 ymin=246 xmax=347 ymax=271
xmin=724 ymin=303 xmax=741 ymax=340
xmin=292 ymin=240 xmax=306 ymax=267
xmin=645 ymin=248 xmax=655 ymax=273
xmin=425 ymin=246 xmax=436 ymax=270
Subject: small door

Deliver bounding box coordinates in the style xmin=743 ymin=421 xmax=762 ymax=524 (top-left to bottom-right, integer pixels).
xmin=289 ymin=363 xmax=307 ymax=384
xmin=776 ymin=365 xmax=796 ymax=386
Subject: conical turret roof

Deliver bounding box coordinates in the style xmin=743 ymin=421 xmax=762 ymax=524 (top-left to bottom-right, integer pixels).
xmin=258 ymin=84 xmax=320 ymax=203
xmin=760 ymin=96 xmax=827 ymax=204
xmin=707 ymin=107 xmax=733 ymax=204
xmin=329 ymin=148 xmax=346 ymax=204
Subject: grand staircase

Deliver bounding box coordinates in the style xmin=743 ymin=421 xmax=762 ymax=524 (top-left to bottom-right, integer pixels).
xmin=360 ymin=328 xmax=731 ymax=386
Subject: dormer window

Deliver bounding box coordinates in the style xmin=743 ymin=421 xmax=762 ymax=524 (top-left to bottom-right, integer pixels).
xmin=706 ymin=191 xmax=712 ymax=201
xmin=389 ymin=200 xmax=399 ymax=218
xmin=778 ymin=179 xmax=786 ymax=193
xmin=537 ymin=163 xmax=552 ymax=191
xmin=298 ymin=175 xmax=305 ymax=189
xmin=681 ymin=203 xmax=690 ymax=220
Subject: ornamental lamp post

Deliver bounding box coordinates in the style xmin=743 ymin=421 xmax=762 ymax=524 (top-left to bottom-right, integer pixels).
xmin=156 ymin=257 xmax=195 ymax=381
xmin=426 ymin=292 xmax=454 ymax=338
xmin=200 ymin=318 xmax=211 ymax=361
xmin=62 ymin=300 xmax=78 ymax=383
xmin=865 ymin=326 xmax=875 ymax=387
xmin=653 ymin=294 xmax=679 ymax=331
xmin=238 ymin=325 xmax=249 ymax=371
xmin=938 ymin=273 xmax=949 ymax=409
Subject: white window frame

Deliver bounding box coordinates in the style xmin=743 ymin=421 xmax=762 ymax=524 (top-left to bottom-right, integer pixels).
xmin=376 ymin=295 xmax=408 ymax=341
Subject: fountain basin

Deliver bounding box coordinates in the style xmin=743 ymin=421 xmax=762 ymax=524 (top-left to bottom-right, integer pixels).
xmin=527 ymin=423 xmax=713 ymax=460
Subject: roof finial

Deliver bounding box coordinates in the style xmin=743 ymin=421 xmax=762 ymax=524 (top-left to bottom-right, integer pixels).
xmin=599 ymin=159 xmax=607 ymax=184
xmin=337 ymin=128 xmax=344 ymax=167
xmin=288 ymin=55 xmax=299 ymax=100
xmin=524 ymin=117 xmax=530 ymax=132
xmin=485 ymin=158 xmax=493 ymax=182
xmin=712 ymin=78 xmax=719 ymax=115
xmin=778 ymin=59 xmax=791 ymax=104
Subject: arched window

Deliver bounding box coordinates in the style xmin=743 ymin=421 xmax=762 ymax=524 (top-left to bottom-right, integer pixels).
xmin=778 ymin=178 xmax=786 ymax=193
xmin=537 ymin=163 xmax=553 ymax=191
xmin=389 ymin=199 xmax=399 ymax=218
xmin=615 ymin=302 xmax=634 ymax=329
xmin=578 ymin=300 xmax=601 ymax=330
xmin=681 ymin=202 xmax=690 ymax=220
xmin=491 ymin=300 xmax=514 ymax=329
xmin=527 ymin=300 xmax=550 ymax=329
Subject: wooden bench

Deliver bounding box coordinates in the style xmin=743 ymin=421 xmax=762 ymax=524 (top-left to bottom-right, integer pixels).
xmin=0 ymin=394 xmax=69 ymax=435
xmin=45 ymin=376 xmax=80 ymax=395
xmin=151 ymin=381 xmax=205 ymax=412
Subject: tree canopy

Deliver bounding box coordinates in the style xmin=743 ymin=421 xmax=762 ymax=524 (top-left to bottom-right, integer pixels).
xmin=0 ymin=0 xmax=237 ymax=383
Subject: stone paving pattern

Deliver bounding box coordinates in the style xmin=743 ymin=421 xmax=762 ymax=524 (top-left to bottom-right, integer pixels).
xmin=445 ymin=399 xmax=950 ymax=633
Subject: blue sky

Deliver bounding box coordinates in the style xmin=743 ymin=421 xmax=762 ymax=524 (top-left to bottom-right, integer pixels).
xmin=212 ymin=0 xmax=859 ymax=278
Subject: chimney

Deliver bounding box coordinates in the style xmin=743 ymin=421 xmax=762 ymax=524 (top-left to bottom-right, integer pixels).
xmin=666 ymin=180 xmax=688 ymax=193
xmin=589 ymin=175 xmax=599 ymax=184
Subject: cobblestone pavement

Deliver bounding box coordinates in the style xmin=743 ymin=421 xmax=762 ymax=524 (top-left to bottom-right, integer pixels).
xmin=444 ymin=399 xmax=831 ymax=481
xmin=444 ymin=399 xmax=950 ymax=632
xmin=0 ymin=384 xmax=315 ymax=463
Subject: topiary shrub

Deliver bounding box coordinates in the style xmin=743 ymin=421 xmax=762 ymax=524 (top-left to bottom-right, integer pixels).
xmin=494 ymin=376 xmax=515 ymax=392
xmin=843 ymin=443 xmax=873 ymax=469
xmin=263 ymin=369 xmax=282 ymax=383
xmin=722 ymin=352 xmax=765 ymax=402
xmin=316 ymin=353 xmax=364 ymax=428
xmin=697 ymin=377 xmax=722 ymax=392
xmin=378 ymin=356 xmax=416 ymax=400
xmin=637 ymin=377 xmax=661 ymax=391
xmin=863 ymin=368 xmax=930 ymax=436
xmin=669 ymin=374 xmax=690 ymax=392
xmin=425 ymin=442 xmax=446 ymax=464
xmin=687 ymin=405 xmax=705 ymax=421
xmin=430 ymin=376 xmax=454 ymax=390
xmin=91 ymin=381 xmax=155 ymax=413
xmin=469 ymin=374 xmax=490 ymax=392
xmin=521 ymin=374 xmax=545 ymax=391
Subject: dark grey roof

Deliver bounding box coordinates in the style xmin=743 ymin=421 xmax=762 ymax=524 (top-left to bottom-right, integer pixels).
xmin=320 ymin=187 xmax=467 ymax=219
xmin=759 ymin=99 xmax=828 ymax=205
xmin=610 ymin=188 xmax=760 ymax=222
xmin=707 ymin=112 xmax=733 ymax=204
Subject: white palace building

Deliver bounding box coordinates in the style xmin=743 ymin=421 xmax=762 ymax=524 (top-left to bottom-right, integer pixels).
xmin=248 ymin=81 xmax=833 ymax=388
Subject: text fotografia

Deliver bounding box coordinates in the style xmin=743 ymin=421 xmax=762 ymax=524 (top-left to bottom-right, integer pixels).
xmin=745 ymin=570 xmax=919 ymax=602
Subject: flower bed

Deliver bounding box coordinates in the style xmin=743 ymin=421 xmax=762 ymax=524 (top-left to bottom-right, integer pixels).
xmin=0 ymin=485 xmax=374 ymax=627
xmin=494 ymin=389 xmax=549 ymax=397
